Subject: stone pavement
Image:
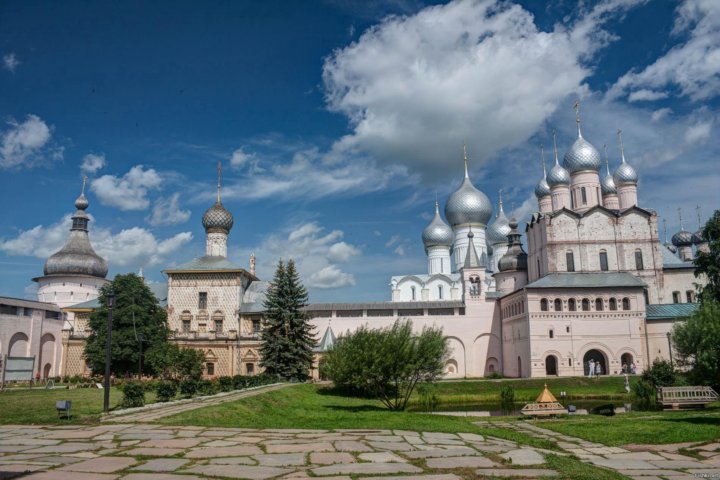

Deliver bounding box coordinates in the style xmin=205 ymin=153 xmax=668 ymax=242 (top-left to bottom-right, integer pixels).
xmin=0 ymin=424 xmax=562 ymax=479
xmin=474 ymin=420 xmax=720 ymax=480
xmin=106 ymin=384 xmax=291 ymax=423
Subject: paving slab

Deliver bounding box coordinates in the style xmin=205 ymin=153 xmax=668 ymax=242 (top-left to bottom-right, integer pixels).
xmin=122 ymin=448 xmax=184 ymax=457
xmin=589 ymin=458 xmax=658 ymax=470
xmin=311 ymin=462 xmax=423 ymax=476
xmin=59 ymin=457 xmax=138 ymax=473
xmin=183 ymin=464 xmax=292 ymax=479
xmin=137 ymin=438 xmax=202 ymax=448
xmin=474 ymin=469 xmax=559 ymax=477
xmin=185 ymin=445 xmax=264 ymax=458
xmin=499 ymin=449 xmax=545 ymax=466
xmin=26 ymin=443 xmax=101 ymax=454
xmin=333 ymin=441 xmax=373 ymax=452
xmin=23 ymin=472 xmax=119 ymax=480
xmin=404 ymin=447 xmax=479 ymax=459
xmin=375 ymin=476 xmax=462 ymax=480
xmin=309 ymin=452 xmax=354 ymax=464
xmin=649 ymin=459 xmax=709 ymax=468
xmin=367 ymin=441 xmax=416 ymax=451
xmin=254 ymin=453 xmax=306 ymax=466
xmin=358 ymin=452 xmax=406 ymax=463
xmin=130 ymin=458 xmax=191 ymax=472
xmin=265 ymin=442 xmax=334 ymax=453
xmin=208 ymin=457 xmax=256 ymax=465
xmin=121 ymin=475 xmax=203 ymax=480
xmin=457 ymin=433 xmax=485 ymax=442
xmin=426 ymin=456 xmax=497 ymax=468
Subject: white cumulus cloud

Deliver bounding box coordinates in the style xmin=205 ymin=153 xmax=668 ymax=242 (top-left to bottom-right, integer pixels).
xmin=0 ymin=115 xmax=61 ymax=168
xmin=146 ymin=193 xmax=191 ymax=226
xmin=80 ymin=153 xmax=106 ymax=174
xmin=91 ymin=165 xmax=162 ymax=210
xmin=327 ymin=241 xmax=361 ymax=263
xmin=307 ymin=265 xmax=356 ymax=289
xmin=3 ymin=53 xmax=20 ymax=73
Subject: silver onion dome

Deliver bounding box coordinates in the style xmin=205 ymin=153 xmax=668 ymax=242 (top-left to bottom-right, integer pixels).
xmin=498 ymin=217 xmax=527 ymax=272
xmin=75 ymin=193 xmax=89 ymax=210
xmin=692 ymin=229 xmax=706 ymax=245
xmin=601 ymin=173 xmax=617 ymax=195
xmin=444 ymin=150 xmax=492 ymax=227
xmin=202 ymin=201 xmax=234 ymax=233
xmin=672 ymin=229 xmax=693 ymax=247
xmin=563 ymin=135 xmax=602 ymax=174
xmin=535 ymin=178 xmax=551 ymax=199
xmin=613 ymin=161 xmax=638 ymax=186
xmin=422 ymin=201 xmax=453 ymax=251
xmin=547 ymin=133 xmax=570 ymax=187
xmin=486 ymin=196 xmax=511 ymax=246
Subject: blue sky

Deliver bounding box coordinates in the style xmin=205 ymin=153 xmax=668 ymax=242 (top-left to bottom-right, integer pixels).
xmin=1 ymin=0 xmax=718 ymax=302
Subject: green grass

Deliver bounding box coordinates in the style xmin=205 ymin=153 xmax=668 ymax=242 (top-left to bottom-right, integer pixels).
xmin=158 ymin=383 xmax=557 ymax=449
xmin=536 ymin=408 xmax=720 ymax=446
xmin=0 ymin=386 xmax=157 ymax=424
xmin=544 ymin=454 xmax=631 ymax=480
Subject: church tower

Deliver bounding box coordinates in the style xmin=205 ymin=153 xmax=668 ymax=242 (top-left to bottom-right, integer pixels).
xmin=613 ymin=130 xmax=639 ymax=210
xmin=202 ymin=162 xmax=234 ymax=258
xmin=421 ymin=199 xmax=453 ymax=274
xmin=461 ymin=228 xmax=486 ymax=302
xmin=564 ymin=101 xmax=602 ymax=213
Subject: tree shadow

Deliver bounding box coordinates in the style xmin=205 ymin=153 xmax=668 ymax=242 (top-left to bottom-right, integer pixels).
xmin=316 ymin=385 xmax=377 ymax=400
xmin=662 ymin=416 xmax=720 ymax=426
xmin=325 ymin=404 xmax=387 ymax=413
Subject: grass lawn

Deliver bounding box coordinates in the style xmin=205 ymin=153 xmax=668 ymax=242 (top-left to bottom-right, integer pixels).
xmin=535 ymin=407 xmax=720 ymax=446
xmin=0 ymin=386 xmax=156 ymax=424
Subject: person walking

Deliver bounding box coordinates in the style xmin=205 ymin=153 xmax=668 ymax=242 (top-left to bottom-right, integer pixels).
xmin=631 ymin=362 xmax=636 ymax=374
xmin=595 ymin=361 xmax=602 ymax=377
xmin=588 ymin=359 xmax=595 ymax=378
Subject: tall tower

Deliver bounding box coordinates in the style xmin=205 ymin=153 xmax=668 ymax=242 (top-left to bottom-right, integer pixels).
xmin=34 ymin=177 xmax=109 ymax=310
xmin=202 ymin=162 xmax=234 ymax=258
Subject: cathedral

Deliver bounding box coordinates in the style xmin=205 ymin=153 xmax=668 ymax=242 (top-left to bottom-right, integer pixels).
xmin=6 ymin=107 xmax=709 ymax=380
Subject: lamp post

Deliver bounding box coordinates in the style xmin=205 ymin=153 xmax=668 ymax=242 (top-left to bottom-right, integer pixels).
xmin=666 ymin=331 xmax=673 ymax=367
xmin=103 ymin=290 xmax=115 ymax=413
xmin=137 ymin=333 xmax=144 ymax=379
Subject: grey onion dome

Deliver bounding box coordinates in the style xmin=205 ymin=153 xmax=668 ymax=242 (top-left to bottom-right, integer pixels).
xmin=202 ymin=201 xmax=234 ymax=233
xmin=444 ymin=164 xmax=493 ymax=227
xmin=613 ymin=160 xmax=638 ymax=186
xmin=486 ymin=199 xmax=511 ymax=246
xmin=498 ymin=217 xmax=527 ymax=272
xmin=672 ymin=229 xmax=694 ymax=247
xmin=547 ymin=163 xmax=570 ymax=187
xmin=422 ymin=202 xmax=453 ymax=251
xmin=563 ymin=134 xmax=602 ymax=174
xmin=601 ymin=172 xmax=617 ymax=195
xmin=535 ymin=178 xmax=551 ymax=199
xmin=692 ymin=229 xmax=706 ymax=244
xmin=74 ymin=193 xmax=89 ymax=210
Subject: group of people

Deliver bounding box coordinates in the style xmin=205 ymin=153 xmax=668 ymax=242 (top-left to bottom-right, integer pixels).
xmin=586 ymin=359 xmax=637 ymax=377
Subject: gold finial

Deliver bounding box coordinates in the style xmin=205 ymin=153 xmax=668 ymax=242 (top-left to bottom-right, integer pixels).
xmin=217 ymin=161 xmax=222 ymax=202
xmin=552 ymin=129 xmax=560 ymax=164
xmin=617 ymin=129 xmax=626 ymax=163
xmin=81 ymin=176 xmax=88 ymax=195
xmin=603 ymin=144 xmax=611 ymax=175
xmin=463 ymin=142 xmax=469 ymax=179
xmin=574 ymin=100 xmax=581 ymax=137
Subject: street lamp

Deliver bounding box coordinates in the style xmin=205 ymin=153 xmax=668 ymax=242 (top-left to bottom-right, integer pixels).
xmin=666 ymin=331 xmax=673 ymax=366
xmin=104 ymin=290 xmax=115 ymax=413
xmin=138 ymin=333 xmax=145 ymax=379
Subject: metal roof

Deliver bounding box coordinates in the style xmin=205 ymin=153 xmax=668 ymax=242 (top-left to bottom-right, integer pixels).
xmin=313 ymin=326 xmax=336 ymax=352
xmin=164 ymin=256 xmax=255 ymax=277
xmin=64 ymin=282 xmax=168 ymax=310
xmin=0 ymin=296 xmax=62 ymax=312
xmin=661 ymin=244 xmax=694 ymax=269
xmin=525 ymin=272 xmax=646 ymax=289
xmin=239 ymin=281 xmax=269 ymax=313
xmin=646 ymin=303 xmax=700 ymax=320
xmin=304 ymin=300 xmax=464 ymax=311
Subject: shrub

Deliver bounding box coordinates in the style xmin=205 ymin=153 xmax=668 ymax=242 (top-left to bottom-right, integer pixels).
xmin=232 ymin=375 xmax=248 ymax=390
xmin=179 ymin=379 xmax=198 ymax=398
xmin=323 ymin=319 xmax=449 ymax=410
xmin=121 ymin=382 xmax=145 ymax=408
xmin=486 ymin=371 xmax=504 ymax=379
xmin=197 ymin=379 xmax=216 ymax=396
xmin=416 ymin=383 xmax=440 ymax=412
xmin=156 ymin=381 xmax=178 ymax=402
xmin=642 ymin=360 xmax=677 ymax=389
xmin=633 ymin=379 xmax=656 ymax=409
xmin=218 ymin=376 xmax=233 ymax=392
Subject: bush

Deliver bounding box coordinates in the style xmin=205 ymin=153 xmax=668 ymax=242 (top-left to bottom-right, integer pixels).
xmin=218 ymin=376 xmax=233 ymax=392
xmin=121 ymin=382 xmax=145 ymax=408
xmin=179 ymin=379 xmax=198 ymax=398
xmin=232 ymin=375 xmax=248 ymax=390
xmin=156 ymin=381 xmax=178 ymax=402
xmin=323 ymin=319 xmax=449 ymax=410
xmin=642 ymin=360 xmax=677 ymax=389
xmin=416 ymin=383 xmax=440 ymax=412
xmin=197 ymin=379 xmax=217 ymax=396
xmin=486 ymin=371 xmax=504 ymax=379
xmin=633 ymin=379 xmax=656 ymax=409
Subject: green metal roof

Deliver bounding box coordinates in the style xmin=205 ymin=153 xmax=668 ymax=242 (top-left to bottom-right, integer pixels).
xmin=646 ymin=303 xmax=700 ymax=320
xmin=525 ymin=272 xmax=646 ymax=289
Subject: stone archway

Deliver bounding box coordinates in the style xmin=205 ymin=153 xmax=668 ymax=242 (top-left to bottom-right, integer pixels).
xmin=583 ymin=349 xmax=608 ymax=376
xmin=43 ymin=363 xmax=52 ymax=379
xmin=621 ymin=353 xmax=634 ymax=372
xmin=545 ymin=355 xmax=558 ymax=376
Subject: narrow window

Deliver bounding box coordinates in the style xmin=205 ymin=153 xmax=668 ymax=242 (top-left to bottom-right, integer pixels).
xmin=582 ymin=298 xmax=590 ymax=311
xmin=622 ymin=297 xmax=631 ymax=310
xmin=599 ymin=250 xmax=609 ymax=271
xmin=635 ymin=249 xmax=644 ymax=270
xmin=440 ymin=258 xmax=444 ymax=272
xmin=206 ymin=363 xmax=215 ymax=376
xmin=566 ymin=326 xmax=570 ymax=333
xmin=672 ymin=291 xmax=680 ymax=303
xmin=554 ymin=299 xmax=562 ymax=312
xmin=252 ymin=319 xmax=261 ymax=334
xmin=411 ymin=286 xmax=416 ymax=301
xmin=644 ymin=290 xmax=649 ymax=305
xmin=595 ymin=298 xmax=604 ymax=311
xmin=566 ymin=251 xmax=575 ymax=272
xmin=540 ymin=299 xmax=548 ymax=311
xmin=182 ymin=319 xmax=191 ymax=333
xmin=438 ymin=285 xmax=443 ymax=300
xmin=686 ymin=290 xmax=694 ymax=303
xmin=246 ymin=363 xmax=255 ymax=376
xmin=568 ymin=358 xmax=572 ymax=366
xmin=568 ymin=299 xmax=576 ymax=311
xmin=609 ymin=298 xmax=617 ymax=310
xmin=214 ymin=319 xmax=223 ymax=333
xmin=198 ymin=292 xmax=208 ymax=310
xmin=581 ymin=187 xmax=587 ymax=205
xmin=537 ymin=258 xmax=541 ymax=276
xmin=549 ymin=329 xmax=554 ymax=339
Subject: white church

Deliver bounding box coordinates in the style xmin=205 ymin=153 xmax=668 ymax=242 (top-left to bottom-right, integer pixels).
xmin=4 ymin=105 xmax=709 ymax=380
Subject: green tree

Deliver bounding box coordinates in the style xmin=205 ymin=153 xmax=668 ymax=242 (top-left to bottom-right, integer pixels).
xmin=672 ymin=300 xmax=720 ymax=386
xmin=259 ymin=259 xmax=315 ymax=381
xmin=145 ymin=342 xmax=205 ymax=381
xmin=694 ymin=209 xmax=720 ymax=303
xmin=85 ymin=273 xmax=169 ymax=376
xmin=323 ymin=319 xmax=449 ymax=411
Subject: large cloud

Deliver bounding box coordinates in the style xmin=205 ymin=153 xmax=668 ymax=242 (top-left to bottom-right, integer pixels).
xmin=146 ymin=193 xmax=191 ymax=226
xmin=0 ymin=115 xmax=62 ymax=168
xmin=0 ymin=214 xmax=193 ymax=268
xmin=321 ymin=0 xmax=643 ymax=176
xmin=91 ymin=165 xmax=162 ymax=210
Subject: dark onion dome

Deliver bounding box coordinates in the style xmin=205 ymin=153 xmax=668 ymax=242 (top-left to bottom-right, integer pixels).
xmin=498 ymin=216 xmax=528 ymax=272
xmin=422 ymin=201 xmax=453 ymax=252
xmin=202 ymin=201 xmax=234 ymax=233
xmin=486 ymin=195 xmax=511 ymax=246
xmin=672 ymin=229 xmax=694 ymax=247
xmin=692 ymin=229 xmax=706 ymax=245
xmin=444 ymin=148 xmax=493 ymax=227
xmin=44 ymin=181 xmax=108 ymax=278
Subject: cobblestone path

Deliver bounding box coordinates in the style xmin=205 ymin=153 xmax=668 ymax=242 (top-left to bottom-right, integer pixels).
xmin=474 ymin=420 xmax=720 ymax=480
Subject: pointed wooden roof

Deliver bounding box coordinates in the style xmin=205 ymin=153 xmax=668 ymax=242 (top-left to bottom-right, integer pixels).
xmin=536 ymin=384 xmax=558 ymax=403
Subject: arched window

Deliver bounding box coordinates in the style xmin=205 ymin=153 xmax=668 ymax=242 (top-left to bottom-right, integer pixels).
xmin=582 ymin=298 xmax=590 ymax=311
xmin=581 ymin=187 xmax=587 ymax=205
xmin=595 ymin=298 xmax=604 ymax=311
xmin=599 ymin=250 xmax=609 ymax=271
xmin=566 ymin=251 xmax=575 ymax=272
xmin=609 ymin=298 xmax=617 ymax=311
xmin=568 ymin=298 xmax=577 ymax=311
xmin=411 ymin=286 xmax=416 ymax=301
xmin=635 ymin=249 xmax=644 ymax=270
xmin=540 ymin=299 xmax=548 ymax=311
xmin=554 ymin=299 xmax=562 ymax=312
xmin=438 ymin=285 xmax=444 ymax=300
xmin=622 ymin=297 xmax=630 ymax=310
xmin=549 ymin=329 xmax=554 ymax=339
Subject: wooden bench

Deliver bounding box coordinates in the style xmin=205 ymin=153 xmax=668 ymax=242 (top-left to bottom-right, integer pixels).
xmin=657 ymin=386 xmax=719 ymax=410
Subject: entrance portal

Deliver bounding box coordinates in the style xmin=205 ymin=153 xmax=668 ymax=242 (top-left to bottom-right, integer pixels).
xmin=621 ymin=353 xmax=634 ymax=373
xmin=545 ymin=355 xmax=558 ymax=376
xmin=583 ymin=349 xmax=607 ymax=376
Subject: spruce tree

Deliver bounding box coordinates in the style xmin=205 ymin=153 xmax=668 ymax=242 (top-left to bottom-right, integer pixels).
xmin=260 ymin=259 xmax=315 ymax=381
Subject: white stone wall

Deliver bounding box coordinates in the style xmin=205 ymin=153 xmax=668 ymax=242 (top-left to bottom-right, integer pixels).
xmin=662 ymin=269 xmax=702 ymax=304
xmin=0 ymin=306 xmax=64 ymax=378
xmin=36 ymin=275 xmax=108 ymax=322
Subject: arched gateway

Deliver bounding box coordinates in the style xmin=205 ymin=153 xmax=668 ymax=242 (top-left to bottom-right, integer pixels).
xmin=583 ymin=349 xmax=607 ymax=376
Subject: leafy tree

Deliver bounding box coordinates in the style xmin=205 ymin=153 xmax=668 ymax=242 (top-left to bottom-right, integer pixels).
xmin=640 ymin=359 xmax=677 ymax=389
xmin=85 ymin=274 xmax=169 ymax=376
xmin=694 ymin=209 xmax=720 ymax=303
xmin=672 ymin=300 xmax=720 ymax=387
xmin=323 ymin=319 xmax=449 ymax=411
xmin=259 ymin=259 xmax=315 ymax=381
xmin=145 ymin=343 xmax=205 ymax=381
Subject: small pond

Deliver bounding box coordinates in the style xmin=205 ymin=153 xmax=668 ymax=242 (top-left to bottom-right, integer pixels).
xmin=412 ymin=399 xmax=645 ymax=416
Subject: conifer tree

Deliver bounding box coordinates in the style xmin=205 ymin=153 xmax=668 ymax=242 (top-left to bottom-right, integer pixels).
xmin=260 ymin=259 xmax=315 ymax=380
